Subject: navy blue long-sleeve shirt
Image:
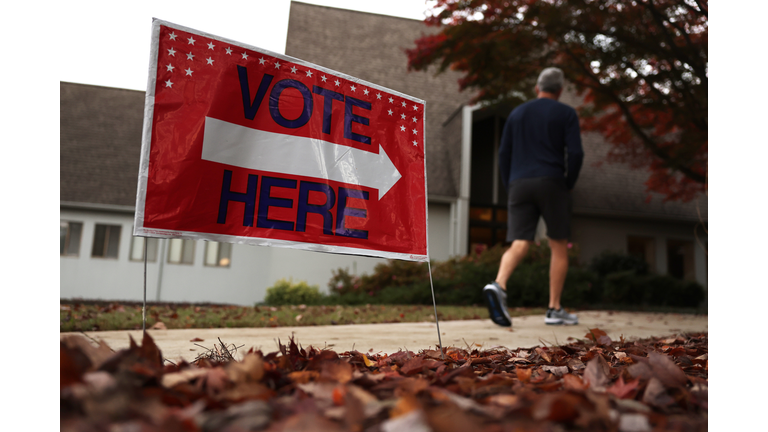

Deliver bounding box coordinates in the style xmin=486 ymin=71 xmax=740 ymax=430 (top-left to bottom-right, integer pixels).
xmin=498 ymin=98 xmax=584 ymax=190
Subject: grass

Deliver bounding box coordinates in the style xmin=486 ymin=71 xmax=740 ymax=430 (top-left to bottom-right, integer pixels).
xmin=60 ymin=300 xmax=547 ymax=332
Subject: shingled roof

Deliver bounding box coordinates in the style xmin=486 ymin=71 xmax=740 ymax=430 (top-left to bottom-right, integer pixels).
xmin=286 ymin=1 xmax=474 ymax=198
xmin=60 ymin=82 xmax=144 ymax=208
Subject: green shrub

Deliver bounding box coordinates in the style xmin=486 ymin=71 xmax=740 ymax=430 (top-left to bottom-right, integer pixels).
xmin=324 ymin=246 xmax=704 ymax=311
xmin=589 ymin=251 xmax=649 ymax=277
xmin=264 ymin=279 xmax=324 ymax=305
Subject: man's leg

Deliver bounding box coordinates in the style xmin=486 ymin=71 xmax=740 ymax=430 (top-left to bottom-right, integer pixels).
xmin=548 ymin=238 xmax=568 ymax=309
xmin=495 ymin=239 xmax=532 ymax=290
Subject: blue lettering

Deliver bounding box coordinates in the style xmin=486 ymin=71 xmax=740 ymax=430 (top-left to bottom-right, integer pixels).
xmin=217 ymin=170 xmax=259 ymax=227
xmin=344 ymin=96 xmax=371 ymax=145
xmin=269 ymin=79 xmax=313 ymax=129
xmin=237 ymin=66 xmax=274 ymax=121
xmin=296 ymin=181 xmax=336 ymax=235
xmin=336 ymin=187 xmax=369 ymax=239
xmin=313 ymin=86 xmax=344 ymax=135
xmin=256 ymin=176 xmax=297 ymax=231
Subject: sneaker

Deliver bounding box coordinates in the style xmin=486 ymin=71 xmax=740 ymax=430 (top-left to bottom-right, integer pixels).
xmin=483 ymin=282 xmax=512 ymax=327
xmin=545 ymin=308 xmax=578 ymax=325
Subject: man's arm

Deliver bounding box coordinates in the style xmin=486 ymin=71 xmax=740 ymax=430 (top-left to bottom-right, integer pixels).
xmin=564 ymin=109 xmax=583 ymax=190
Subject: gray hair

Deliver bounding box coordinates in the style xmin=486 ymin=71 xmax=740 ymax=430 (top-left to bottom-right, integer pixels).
xmin=537 ymin=67 xmax=564 ymax=93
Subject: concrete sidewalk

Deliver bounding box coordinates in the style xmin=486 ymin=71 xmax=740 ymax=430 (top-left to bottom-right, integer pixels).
xmin=63 ymin=311 xmax=707 ymax=363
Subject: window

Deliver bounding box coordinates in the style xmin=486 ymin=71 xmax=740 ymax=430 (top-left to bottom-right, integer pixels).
xmin=168 ymin=238 xmax=195 ymax=264
xmin=627 ymin=236 xmax=656 ymax=272
xmin=130 ymin=236 xmax=159 ymax=262
xmin=60 ymin=221 xmax=83 ymax=256
xmin=204 ymin=241 xmax=232 ymax=267
xmin=92 ymin=224 xmax=121 ymax=258
xmin=667 ymin=239 xmax=695 ymax=281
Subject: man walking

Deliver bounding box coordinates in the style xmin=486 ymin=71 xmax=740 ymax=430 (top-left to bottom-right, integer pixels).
xmin=483 ymin=67 xmax=584 ymax=327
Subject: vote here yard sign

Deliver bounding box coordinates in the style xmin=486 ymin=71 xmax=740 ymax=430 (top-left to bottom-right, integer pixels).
xmin=134 ymin=19 xmax=429 ymax=261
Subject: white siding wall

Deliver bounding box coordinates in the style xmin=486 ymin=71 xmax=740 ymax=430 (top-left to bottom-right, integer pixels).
xmin=61 ymin=202 xmax=454 ymax=305
xmin=570 ymin=215 xmax=708 ymax=289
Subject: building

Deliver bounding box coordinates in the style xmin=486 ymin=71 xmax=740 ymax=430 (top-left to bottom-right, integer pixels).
xmin=60 ymin=1 xmax=707 ymax=305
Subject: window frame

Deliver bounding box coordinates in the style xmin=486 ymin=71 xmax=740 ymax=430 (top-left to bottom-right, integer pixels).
xmin=91 ymin=223 xmax=122 ymax=259
xmin=129 ymin=236 xmax=159 ymax=263
xmin=60 ymin=221 xmax=83 ymax=257
xmin=203 ymin=241 xmax=232 ymax=268
xmin=167 ymin=238 xmax=196 ymax=265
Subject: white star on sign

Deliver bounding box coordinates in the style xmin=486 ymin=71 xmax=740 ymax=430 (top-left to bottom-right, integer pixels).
xmin=225 ymin=47 xmax=232 ymax=55
xmin=242 ymin=52 xmax=249 ymax=60
xmin=350 ymin=85 xmax=357 ymax=92
xmin=363 ymin=88 xmax=369 ymax=96
xmin=290 ymin=66 xmax=298 ymax=73
xmin=166 ymin=63 xmax=174 ymax=72
xmin=169 ymin=32 xmax=177 ymax=41
xmin=167 ymin=48 xmax=176 ymax=56
xmin=274 ymin=61 xmax=281 ymax=69
xmin=187 ymin=37 xmax=195 ymax=45
xmin=412 ymin=129 xmax=417 ymax=134
xmin=389 ymin=97 xmax=394 ymax=103
xmin=401 ymin=101 xmax=407 ymax=107
xmin=207 ymin=42 xmax=215 ymax=50
xmin=400 ymin=125 xmax=406 ymax=131
xmin=206 ymin=57 xmax=214 ymax=65
xmin=306 ymin=70 xmax=313 ymax=77
xmin=165 ymin=79 xmax=173 ymax=88
xmin=185 ymin=68 xmax=193 ymax=76
xmin=321 ymin=75 xmax=328 ymax=82
xmin=388 ymin=109 xmax=393 ymax=115
xmin=377 ymin=93 xmax=382 ymax=99
xmin=186 ymin=52 xmax=195 ymax=60
xmin=401 ymin=113 xmax=406 ymax=120
xmin=413 ymin=104 xmax=419 ymax=110
xmin=259 ymin=57 xmax=266 ymax=65
xmin=413 ymin=140 xmax=418 ymax=146
xmin=412 ymin=117 xmax=417 ymax=122
xmin=335 ymin=80 xmax=341 ymax=86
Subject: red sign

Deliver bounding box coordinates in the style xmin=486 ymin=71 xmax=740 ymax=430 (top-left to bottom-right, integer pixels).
xmin=134 ymin=19 xmax=428 ymax=261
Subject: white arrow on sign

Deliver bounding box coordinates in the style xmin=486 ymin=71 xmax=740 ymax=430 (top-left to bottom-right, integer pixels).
xmin=200 ymin=117 xmax=402 ymax=199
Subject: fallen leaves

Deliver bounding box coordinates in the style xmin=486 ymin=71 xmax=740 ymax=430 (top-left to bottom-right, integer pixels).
xmin=61 ymin=329 xmax=707 ymax=431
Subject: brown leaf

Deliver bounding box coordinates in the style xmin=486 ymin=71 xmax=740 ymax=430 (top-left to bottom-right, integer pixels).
xmin=516 ymin=367 xmax=532 ymax=383
xmin=607 ymin=375 xmax=640 ymax=399
xmin=199 ymin=367 xmax=230 ymax=397
xmin=642 ymin=377 xmax=675 ymax=407
xmin=532 ymin=392 xmax=587 ymax=422
xmin=390 ymin=394 xmax=422 ymax=418
xmin=583 ymin=356 xmax=610 ymax=390
xmin=535 ymin=347 xmax=552 ymax=363
xmin=647 ymin=352 xmax=688 ymax=388
xmin=484 ymin=394 xmax=521 ymax=408
xmin=567 ymin=357 xmax=586 ymax=371
xmin=161 ymin=367 xmax=208 ymax=388
xmin=288 ymin=370 xmax=319 ymax=384
xmin=541 ymin=365 xmax=569 ymax=377
xmin=585 ymin=328 xmax=608 ymax=342
xmin=139 ymin=332 xmax=164 ymax=370
xmin=226 ymin=353 xmax=265 ymax=383
xmin=189 ymin=337 xmax=204 ymax=342
xmin=320 ymin=360 xmax=353 ymax=384
xmin=563 ymin=373 xmax=587 ymax=391
xmin=60 ymin=335 xmax=114 ymax=371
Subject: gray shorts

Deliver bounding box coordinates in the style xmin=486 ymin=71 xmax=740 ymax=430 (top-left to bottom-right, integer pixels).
xmin=506 ymin=176 xmax=571 ymax=241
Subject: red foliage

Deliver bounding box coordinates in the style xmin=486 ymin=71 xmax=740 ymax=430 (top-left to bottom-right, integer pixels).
xmin=407 ymin=0 xmax=708 ymax=202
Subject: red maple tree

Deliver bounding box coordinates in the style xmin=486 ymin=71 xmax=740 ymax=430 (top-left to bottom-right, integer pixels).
xmin=407 ymin=0 xmax=707 ymax=202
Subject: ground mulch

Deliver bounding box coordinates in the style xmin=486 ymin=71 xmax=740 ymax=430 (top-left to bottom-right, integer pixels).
xmin=61 ymin=329 xmax=707 ymax=431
